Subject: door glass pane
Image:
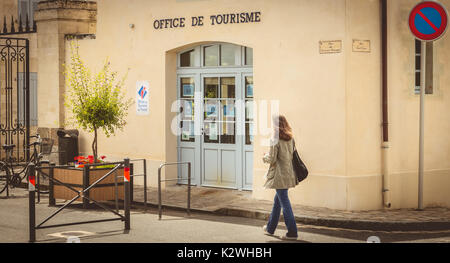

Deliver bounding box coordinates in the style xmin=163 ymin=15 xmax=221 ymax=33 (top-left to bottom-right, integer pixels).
xmin=221 ymin=122 xmax=235 ymax=144
xmin=220 ymin=77 xmax=235 ymax=144
xmin=204 ymin=100 xmax=219 ymax=122
xmin=181 ymin=78 xmax=194 ymax=98
xmin=181 ymin=100 xmax=194 ymax=121
xmin=245 ymin=101 xmax=253 ymax=121
xmin=245 ymin=76 xmax=254 ymax=145
xmin=245 ymin=76 xmax=253 ymax=98
xmin=204 ymin=121 xmax=219 ymax=143
xmin=222 ymin=101 xmax=235 ymax=122
xmin=180 ymin=77 xmax=195 ymax=142
xmin=245 ymin=123 xmax=254 ymax=145
xmin=221 ymin=77 xmax=235 ymax=98
xmin=220 ymin=44 xmax=238 ymax=66
xmin=204 ymin=45 xmax=219 ymax=67
xmin=204 ymin=77 xmax=218 ymax=98
xmin=181 ymin=121 xmax=195 ymax=142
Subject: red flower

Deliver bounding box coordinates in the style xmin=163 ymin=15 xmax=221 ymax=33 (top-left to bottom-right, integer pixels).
xmin=74 ymin=155 xmax=106 ymax=165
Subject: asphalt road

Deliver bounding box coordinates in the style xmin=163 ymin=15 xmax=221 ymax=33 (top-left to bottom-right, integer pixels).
xmin=0 ymin=188 xmax=449 ymax=243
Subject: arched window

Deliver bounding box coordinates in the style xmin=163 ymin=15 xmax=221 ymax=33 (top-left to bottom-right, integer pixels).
xmin=178 ymin=43 xmax=253 ymax=68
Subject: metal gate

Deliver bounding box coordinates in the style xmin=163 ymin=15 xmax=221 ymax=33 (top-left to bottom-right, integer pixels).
xmin=0 ymin=37 xmax=30 ymax=163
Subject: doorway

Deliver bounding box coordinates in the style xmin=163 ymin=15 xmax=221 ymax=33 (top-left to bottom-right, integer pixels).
xmin=176 ymin=43 xmax=253 ymax=190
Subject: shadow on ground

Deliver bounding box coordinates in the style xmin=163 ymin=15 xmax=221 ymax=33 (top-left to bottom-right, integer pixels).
xmin=138 ymin=206 xmax=450 ymax=243
xmin=19 ymin=192 xmax=450 ymax=243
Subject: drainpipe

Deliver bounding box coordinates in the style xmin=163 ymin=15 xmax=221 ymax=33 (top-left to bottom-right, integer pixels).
xmin=381 ymin=0 xmax=391 ymax=208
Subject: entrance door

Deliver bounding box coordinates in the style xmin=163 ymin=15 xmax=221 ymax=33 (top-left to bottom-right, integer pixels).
xmin=177 ymin=75 xmax=201 ymax=186
xmin=201 ymin=75 xmax=241 ymax=188
xmin=176 ymin=43 xmax=253 ymax=190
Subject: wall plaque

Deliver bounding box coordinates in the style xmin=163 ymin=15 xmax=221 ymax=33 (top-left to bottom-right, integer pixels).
xmin=319 ymin=40 xmax=342 ymax=54
xmin=352 ymin=40 xmax=371 ymax=52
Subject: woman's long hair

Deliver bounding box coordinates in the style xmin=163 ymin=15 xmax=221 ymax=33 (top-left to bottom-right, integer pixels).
xmin=274 ymin=115 xmax=293 ymax=141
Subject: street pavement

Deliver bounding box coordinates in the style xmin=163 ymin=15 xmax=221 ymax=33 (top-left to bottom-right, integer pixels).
xmin=0 ymin=188 xmax=449 ymax=243
xmin=132 ymin=184 xmax=450 ymax=231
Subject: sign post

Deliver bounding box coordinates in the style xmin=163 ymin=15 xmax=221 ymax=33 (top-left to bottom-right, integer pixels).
xmin=408 ymin=1 xmax=448 ymax=210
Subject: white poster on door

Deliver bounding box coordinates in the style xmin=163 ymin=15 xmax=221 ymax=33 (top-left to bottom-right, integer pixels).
xmin=136 ymin=81 xmax=149 ymax=115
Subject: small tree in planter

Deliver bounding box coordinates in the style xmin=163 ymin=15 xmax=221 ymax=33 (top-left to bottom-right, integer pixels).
xmin=65 ymin=41 xmax=133 ymax=163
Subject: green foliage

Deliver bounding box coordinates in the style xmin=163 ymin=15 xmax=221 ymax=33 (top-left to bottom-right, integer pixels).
xmin=65 ymin=41 xmax=133 ymax=160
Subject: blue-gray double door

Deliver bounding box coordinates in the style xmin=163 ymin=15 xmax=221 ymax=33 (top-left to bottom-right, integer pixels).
xmin=177 ymin=73 xmax=253 ymax=190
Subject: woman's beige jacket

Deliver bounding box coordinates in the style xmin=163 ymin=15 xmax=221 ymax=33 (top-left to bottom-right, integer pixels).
xmin=262 ymin=138 xmax=298 ymax=189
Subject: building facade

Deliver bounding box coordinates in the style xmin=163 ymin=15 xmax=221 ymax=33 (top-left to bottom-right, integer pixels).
xmin=1 ymin=0 xmax=449 ymax=211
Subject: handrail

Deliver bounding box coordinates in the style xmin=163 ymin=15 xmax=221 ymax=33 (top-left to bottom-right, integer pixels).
xmin=158 ymin=161 xmax=191 ymax=220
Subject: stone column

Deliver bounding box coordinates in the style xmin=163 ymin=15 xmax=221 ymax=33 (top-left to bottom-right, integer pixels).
xmin=34 ymin=0 xmax=96 ymax=162
xmin=35 ymin=0 xmax=96 ymax=128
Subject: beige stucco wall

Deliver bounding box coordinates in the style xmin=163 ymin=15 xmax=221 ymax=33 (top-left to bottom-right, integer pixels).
xmin=58 ymin=0 xmax=450 ymax=210
xmin=387 ymin=0 xmax=450 ymax=209
xmin=0 ymin=0 xmax=17 ymax=22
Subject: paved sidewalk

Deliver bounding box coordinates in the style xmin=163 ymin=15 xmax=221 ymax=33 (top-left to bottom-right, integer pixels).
xmin=132 ymin=185 xmax=450 ymax=231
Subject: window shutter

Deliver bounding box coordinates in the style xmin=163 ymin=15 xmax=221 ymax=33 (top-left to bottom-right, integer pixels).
xmin=30 ymin=73 xmax=38 ymax=126
xmin=18 ymin=0 xmax=29 ymax=25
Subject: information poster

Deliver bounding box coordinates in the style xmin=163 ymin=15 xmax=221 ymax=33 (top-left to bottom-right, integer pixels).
xmin=210 ymin=122 xmax=218 ymax=141
xmin=136 ymin=81 xmax=150 ymax=115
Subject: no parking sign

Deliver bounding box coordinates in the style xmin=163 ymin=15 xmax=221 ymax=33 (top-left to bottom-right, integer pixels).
xmin=409 ymin=1 xmax=448 ymax=41
xmin=409 ymin=1 xmax=448 ymax=210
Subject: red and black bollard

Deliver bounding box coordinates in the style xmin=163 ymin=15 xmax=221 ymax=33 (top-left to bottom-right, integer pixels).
xmin=28 ymin=164 xmax=36 ymax=243
xmin=124 ymin=158 xmax=131 ymax=230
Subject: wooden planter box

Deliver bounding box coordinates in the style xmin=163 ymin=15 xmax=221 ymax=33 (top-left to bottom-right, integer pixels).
xmin=52 ymin=167 xmax=127 ymax=205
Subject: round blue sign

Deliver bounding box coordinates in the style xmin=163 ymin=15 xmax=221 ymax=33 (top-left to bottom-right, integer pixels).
xmin=409 ymin=1 xmax=448 ymax=41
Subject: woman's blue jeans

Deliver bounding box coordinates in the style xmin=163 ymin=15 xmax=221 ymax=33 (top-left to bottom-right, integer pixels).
xmin=266 ymin=189 xmax=298 ymax=237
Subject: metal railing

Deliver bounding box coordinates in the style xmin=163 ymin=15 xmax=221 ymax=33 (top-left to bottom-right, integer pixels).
xmin=130 ymin=159 xmax=147 ymax=212
xmin=28 ymin=159 xmax=132 ymax=243
xmin=158 ymin=162 xmax=191 ymax=220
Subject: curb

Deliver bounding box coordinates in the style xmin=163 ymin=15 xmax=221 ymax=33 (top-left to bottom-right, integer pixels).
xmin=132 ymin=201 xmax=450 ymax=232
xmin=213 ymin=207 xmax=450 ymax=232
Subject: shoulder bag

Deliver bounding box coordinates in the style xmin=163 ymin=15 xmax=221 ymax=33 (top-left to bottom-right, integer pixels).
xmin=292 ymin=139 xmax=308 ymax=183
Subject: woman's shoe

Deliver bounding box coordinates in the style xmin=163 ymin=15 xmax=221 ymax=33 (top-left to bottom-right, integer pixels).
xmin=280 ymin=234 xmax=298 ymax=240
xmin=263 ymin=225 xmax=274 ymax=236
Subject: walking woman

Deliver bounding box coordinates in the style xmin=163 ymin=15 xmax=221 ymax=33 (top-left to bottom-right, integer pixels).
xmin=262 ymin=115 xmax=298 ymax=240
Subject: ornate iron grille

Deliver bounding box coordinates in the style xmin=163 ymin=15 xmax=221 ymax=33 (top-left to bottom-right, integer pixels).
xmin=0 ymin=37 xmax=30 ymax=164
